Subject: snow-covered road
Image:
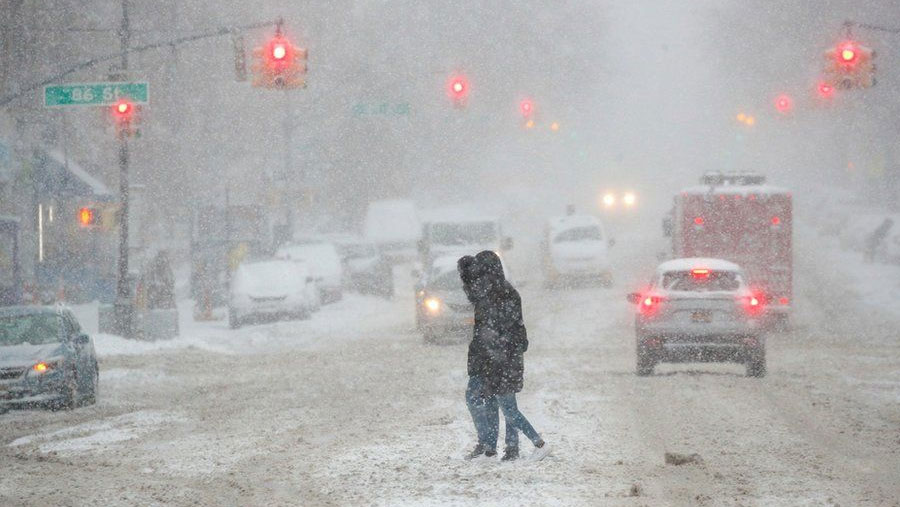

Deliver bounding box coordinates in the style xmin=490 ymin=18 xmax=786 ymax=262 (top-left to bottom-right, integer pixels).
xmin=2 ymin=226 xmax=900 ymax=506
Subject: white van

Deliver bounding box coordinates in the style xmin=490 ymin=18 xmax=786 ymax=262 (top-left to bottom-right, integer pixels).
xmin=364 ymin=199 xmax=420 ymax=262
xmin=542 ymin=214 xmax=613 ymax=287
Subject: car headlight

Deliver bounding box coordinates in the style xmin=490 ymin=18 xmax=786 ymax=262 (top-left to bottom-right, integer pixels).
xmin=623 ymin=192 xmax=636 ymax=206
xmin=424 ymin=297 xmax=441 ymax=313
xmin=29 ymin=359 xmax=63 ymax=376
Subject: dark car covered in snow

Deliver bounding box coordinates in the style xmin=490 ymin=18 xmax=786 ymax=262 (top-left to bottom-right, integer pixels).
xmin=0 ymin=306 xmax=99 ymax=410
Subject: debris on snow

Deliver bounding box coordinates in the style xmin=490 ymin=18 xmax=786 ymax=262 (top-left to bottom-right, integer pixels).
xmin=664 ymin=452 xmax=703 ymax=466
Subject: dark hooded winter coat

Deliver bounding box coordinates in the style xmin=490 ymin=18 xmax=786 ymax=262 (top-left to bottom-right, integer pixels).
xmin=465 ymin=250 xmax=528 ymax=396
xmin=459 ymin=255 xmax=491 ymax=380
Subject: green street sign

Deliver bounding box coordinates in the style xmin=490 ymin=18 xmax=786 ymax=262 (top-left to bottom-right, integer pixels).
xmin=44 ymin=82 xmax=149 ymax=107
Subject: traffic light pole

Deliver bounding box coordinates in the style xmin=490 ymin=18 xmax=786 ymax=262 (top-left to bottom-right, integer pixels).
xmin=113 ymin=0 xmax=134 ymax=338
xmin=114 ymin=128 xmax=133 ymax=337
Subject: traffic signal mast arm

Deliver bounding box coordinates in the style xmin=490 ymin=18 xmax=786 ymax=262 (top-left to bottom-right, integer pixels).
xmin=0 ymin=19 xmax=279 ymax=108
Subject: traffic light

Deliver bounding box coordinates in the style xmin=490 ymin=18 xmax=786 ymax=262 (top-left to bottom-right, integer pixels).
xmin=774 ymin=94 xmax=793 ymax=114
xmin=252 ymin=31 xmax=307 ymax=89
xmin=78 ymin=207 xmax=97 ymax=227
xmin=111 ymin=99 xmax=134 ymax=122
xmin=447 ymin=75 xmax=469 ymax=108
xmin=519 ymin=99 xmax=534 ymax=117
xmin=823 ymin=40 xmax=875 ymax=89
xmin=816 ymin=81 xmax=835 ymax=99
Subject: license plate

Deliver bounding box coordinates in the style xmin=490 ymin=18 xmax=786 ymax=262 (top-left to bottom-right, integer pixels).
xmin=691 ymin=311 xmax=712 ymax=323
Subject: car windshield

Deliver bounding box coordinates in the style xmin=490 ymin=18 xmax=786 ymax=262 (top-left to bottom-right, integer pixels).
xmin=0 ymin=313 xmax=61 ymax=346
xmin=554 ymin=226 xmax=602 ymax=243
xmin=430 ymin=222 xmax=497 ymax=246
xmin=661 ymin=270 xmax=741 ymax=292
xmin=429 ymin=269 xmax=463 ymax=291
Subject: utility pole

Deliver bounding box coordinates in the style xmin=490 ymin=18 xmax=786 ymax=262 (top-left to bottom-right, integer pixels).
xmin=113 ymin=0 xmax=134 ymax=337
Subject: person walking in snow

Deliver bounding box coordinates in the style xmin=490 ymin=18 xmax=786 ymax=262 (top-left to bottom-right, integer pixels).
xmin=459 ymin=255 xmax=499 ymax=459
xmin=460 ymin=251 xmax=548 ymax=461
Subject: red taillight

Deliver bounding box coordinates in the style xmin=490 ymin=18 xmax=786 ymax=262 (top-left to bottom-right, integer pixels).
xmin=639 ymin=295 xmax=664 ymax=316
xmin=771 ymin=216 xmax=781 ymax=226
xmin=742 ymin=293 xmax=765 ymax=316
xmin=778 ymin=297 xmax=789 ymax=305
xmin=694 ymin=216 xmax=704 ymax=226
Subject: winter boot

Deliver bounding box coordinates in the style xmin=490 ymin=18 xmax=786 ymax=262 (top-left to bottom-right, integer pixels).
xmin=465 ymin=444 xmax=487 ymax=460
xmin=501 ymin=447 xmax=520 ymax=461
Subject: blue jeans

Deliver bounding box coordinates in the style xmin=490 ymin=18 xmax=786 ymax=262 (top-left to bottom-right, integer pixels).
xmin=466 ymin=376 xmax=498 ymax=449
xmin=496 ymin=393 xmax=541 ymax=448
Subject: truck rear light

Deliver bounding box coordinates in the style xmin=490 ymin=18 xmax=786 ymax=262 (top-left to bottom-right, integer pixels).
xmin=771 ymin=216 xmax=781 ymax=225
xmin=778 ymin=297 xmax=789 ymax=305
xmin=693 ymin=216 xmax=704 ymax=226
xmin=691 ymin=268 xmax=710 ymax=279
xmin=640 ymin=296 xmax=664 ymax=316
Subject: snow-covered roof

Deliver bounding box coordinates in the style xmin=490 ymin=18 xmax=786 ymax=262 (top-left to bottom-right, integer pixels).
xmin=547 ymin=214 xmax=603 ymax=233
xmin=420 ymin=205 xmax=498 ymax=224
xmin=656 ymin=257 xmax=742 ymax=273
xmin=680 ymin=184 xmax=789 ymax=197
xmin=46 ymin=148 xmax=112 ymax=196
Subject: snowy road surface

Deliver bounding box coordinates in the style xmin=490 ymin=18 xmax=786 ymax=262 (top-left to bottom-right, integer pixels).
xmin=2 ymin=229 xmax=900 ymax=506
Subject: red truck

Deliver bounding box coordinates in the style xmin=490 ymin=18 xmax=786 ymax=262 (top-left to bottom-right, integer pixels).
xmin=668 ymin=172 xmax=792 ymax=326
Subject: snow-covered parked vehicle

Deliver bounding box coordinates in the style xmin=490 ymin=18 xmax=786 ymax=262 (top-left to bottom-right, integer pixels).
xmin=628 ymin=258 xmax=767 ymax=377
xmin=228 ymin=260 xmax=320 ymax=329
xmin=542 ymin=213 xmax=614 ymax=287
xmin=336 ymin=239 xmax=394 ymax=298
xmin=275 ymin=242 xmax=344 ymax=303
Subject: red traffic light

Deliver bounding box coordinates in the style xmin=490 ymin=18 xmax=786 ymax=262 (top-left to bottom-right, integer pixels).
xmin=78 ymin=207 xmax=95 ymax=227
xmin=774 ymin=94 xmax=793 ymax=114
xmin=838 ymin=42 xmax=857 ymax=63
xmin=272 ymin=42 xmax=287 ymax=61
xmin=448 ymin=76 xmax=468 ymax=100
xmin=112 ymin=99 xmax=133 ymax=117
xmin=817 ymin=81 xmax=835 ymax=99
xmin=520 ymin=99 xmax=534 ymax=117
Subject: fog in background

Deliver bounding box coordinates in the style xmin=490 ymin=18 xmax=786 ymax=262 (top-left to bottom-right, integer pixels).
xmin=2 ymin=0 xmax=898 ymax=243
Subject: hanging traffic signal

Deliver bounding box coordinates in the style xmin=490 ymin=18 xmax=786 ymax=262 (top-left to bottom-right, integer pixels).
xmin=447 ymin=75 xmax=469 ymax=108
xmin=252 ymin=29 xmax=308 ymax=89
xmin=774 ymin=94 xmax=793 ymax=114
xmin=823 ymin=40 xmax=875 ymax=90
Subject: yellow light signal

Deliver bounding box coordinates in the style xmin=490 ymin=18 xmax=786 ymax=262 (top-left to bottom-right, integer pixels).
xmin=550 ymin=122 xmax=560 ymax=131
xmin=524 ymin=119 xmax=535 ymax=129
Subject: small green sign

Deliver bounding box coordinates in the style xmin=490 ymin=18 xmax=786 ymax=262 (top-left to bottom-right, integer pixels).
xmin=44 ymin=82 xmax=149 ymax=107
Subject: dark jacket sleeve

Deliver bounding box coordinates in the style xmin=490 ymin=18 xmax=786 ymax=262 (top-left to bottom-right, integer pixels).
xmin=500 ymin=287 xmax=528 ymax=353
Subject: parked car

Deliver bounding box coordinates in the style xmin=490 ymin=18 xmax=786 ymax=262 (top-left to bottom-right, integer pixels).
xmin=628 ymin=258 xmax=767 ymax=377
xmin=542 ymin=214 xmax=613 ymax=287
xmin=275 ymin=242 xmax=344 ymax=303
xmin=229 ymin=260 xmax=320 ymax=329
xmin=0 ymin=306 xmax=99 ymax=410
xmin=336 ymin=239 xmax=394 ymax=298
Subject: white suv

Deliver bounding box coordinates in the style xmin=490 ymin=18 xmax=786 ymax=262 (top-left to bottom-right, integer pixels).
xmin=628 ymin=258 xmax=767 ymax=377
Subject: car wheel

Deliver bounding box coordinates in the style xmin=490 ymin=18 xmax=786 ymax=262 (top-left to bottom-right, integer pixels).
xmin=83 ymin=361 xmax=99 ymax=406
xmin=636 ymin=348 xmax=655 ymax=376
xmin=228 ymin=308 xmax=241 ymax=329
xmin=746 ymin=346 xmax=766 ymax=378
